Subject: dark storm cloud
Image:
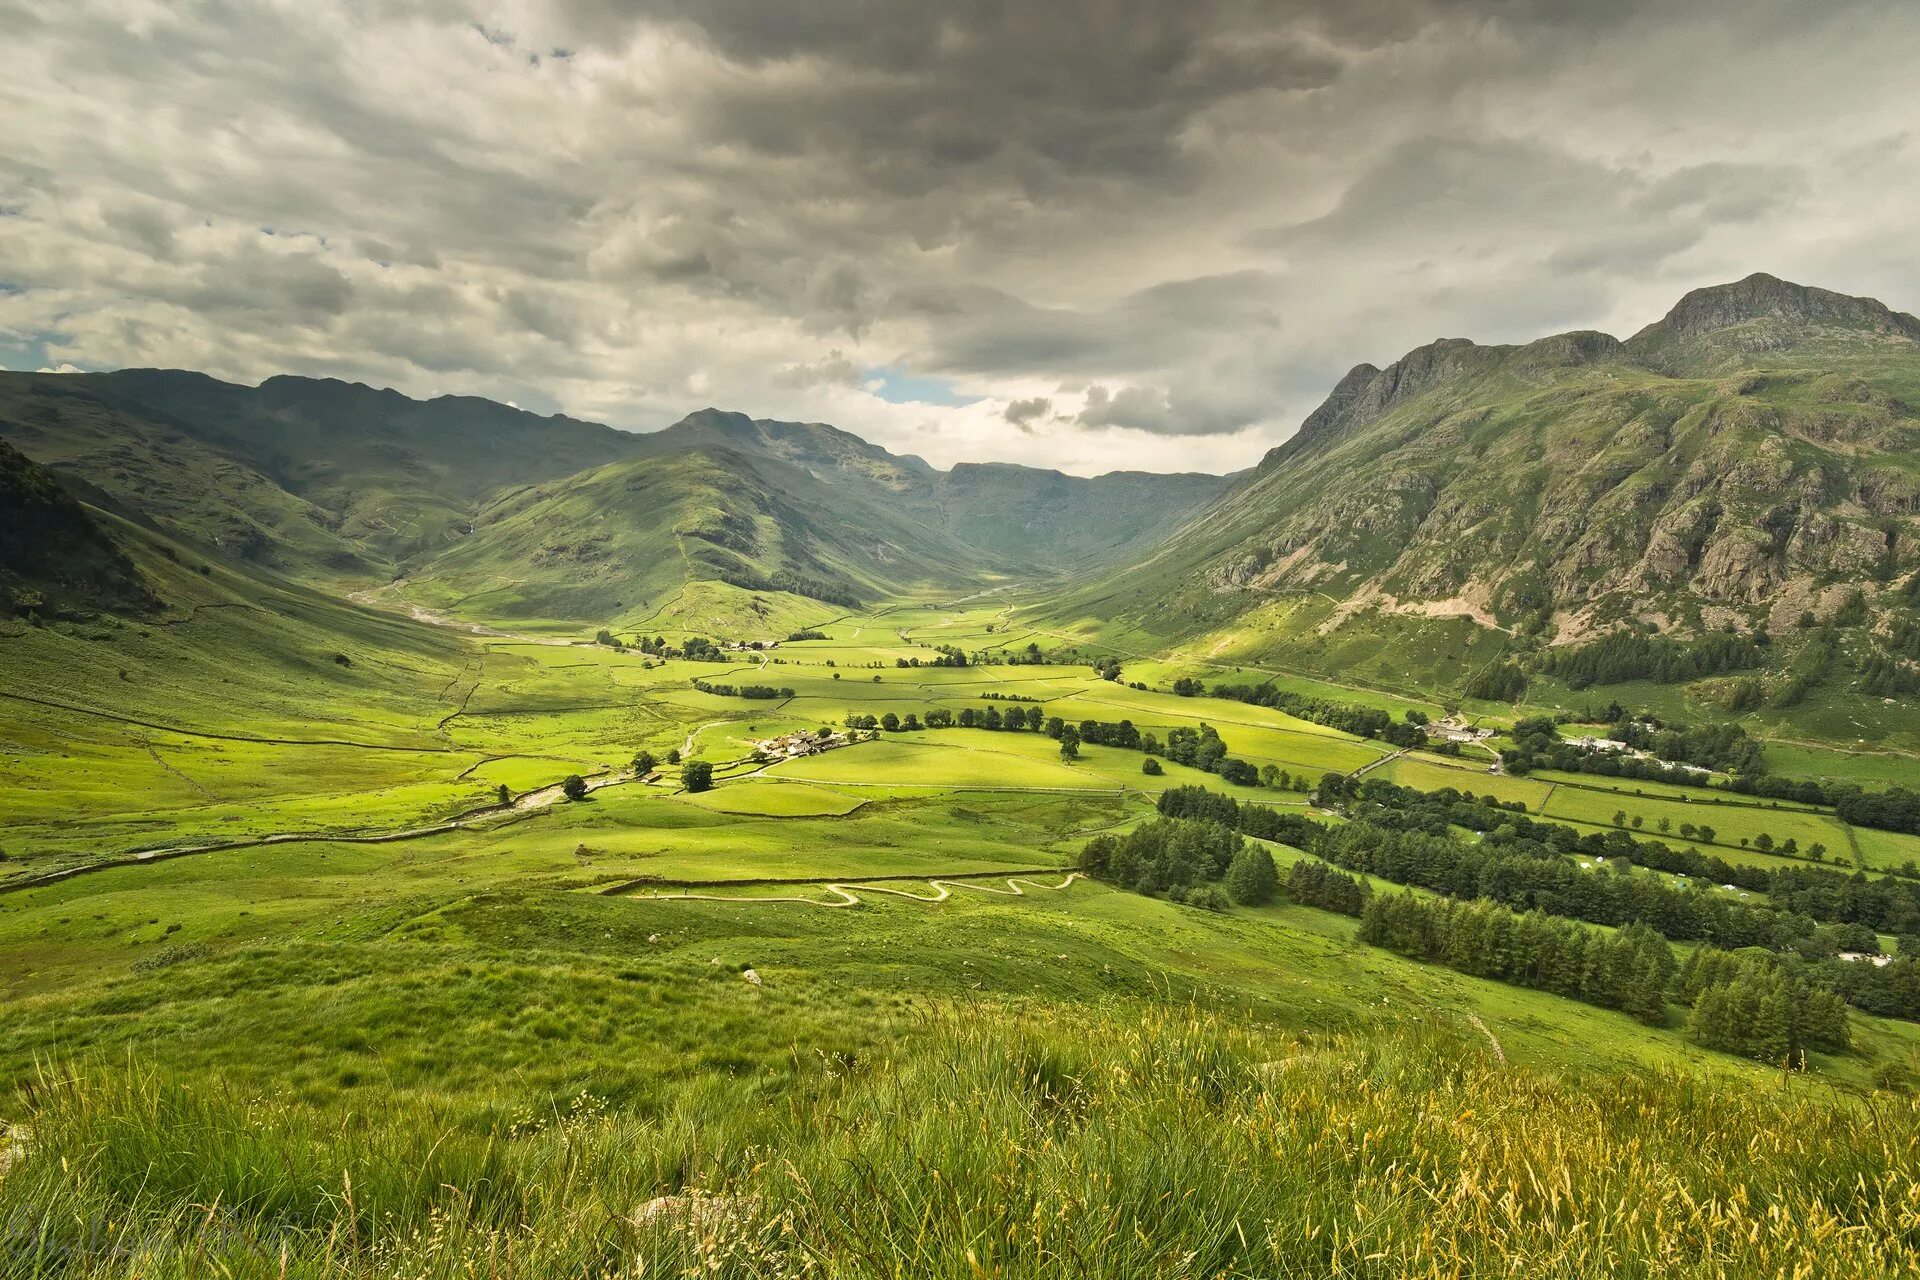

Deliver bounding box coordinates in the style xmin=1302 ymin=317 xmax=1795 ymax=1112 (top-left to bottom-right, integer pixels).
xmin=4 ymin=0 xmax=1918 ymax=472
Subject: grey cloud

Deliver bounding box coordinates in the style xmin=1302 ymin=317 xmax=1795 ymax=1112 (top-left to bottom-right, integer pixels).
xmin=3 ymin=0 xmax=1918 ymax=473
xmin=777 ymin=352 xmax=862 ymax=388
xmin=1003 ymin=396 xmax=1051 ymax=430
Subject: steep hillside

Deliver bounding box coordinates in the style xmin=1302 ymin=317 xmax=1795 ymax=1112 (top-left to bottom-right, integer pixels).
xmin=74 ymin=370 xmax=649 ymax=561
xmin=0 ymin=437 xmax=156 ymax=617
xmin=1062 ymin=275 xmax=1920 ymax=651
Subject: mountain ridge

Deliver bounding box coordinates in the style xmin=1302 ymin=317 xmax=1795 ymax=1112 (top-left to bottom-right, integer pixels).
xmin=1060 ymin=272 xmax=1920 ymax=660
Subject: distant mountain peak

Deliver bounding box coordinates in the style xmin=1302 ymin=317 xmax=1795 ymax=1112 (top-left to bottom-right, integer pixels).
xmin=1636 ymin=272 xmax=1920 ymax=342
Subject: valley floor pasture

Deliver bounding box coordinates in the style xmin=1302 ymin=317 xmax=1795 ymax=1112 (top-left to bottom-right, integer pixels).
xmin=5 ymin=561 xmax=1920 ymax=1274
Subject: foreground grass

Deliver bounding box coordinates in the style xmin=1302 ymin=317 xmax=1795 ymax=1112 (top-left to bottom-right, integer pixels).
xmin=4 ymin=1006 xmax=1917 ymax=1278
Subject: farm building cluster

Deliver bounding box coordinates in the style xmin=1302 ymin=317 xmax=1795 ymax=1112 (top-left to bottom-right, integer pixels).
xmin=750 ymin=729 xmax=850 ymax=761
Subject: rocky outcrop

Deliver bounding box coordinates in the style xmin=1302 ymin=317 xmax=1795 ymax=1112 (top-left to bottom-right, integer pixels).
xmin=1639 ymin=273 xmax=1920 ymax=342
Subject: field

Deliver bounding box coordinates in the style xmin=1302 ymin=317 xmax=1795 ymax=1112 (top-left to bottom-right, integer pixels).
xmin=6 ymin=558 xmax=1920 ymax=1276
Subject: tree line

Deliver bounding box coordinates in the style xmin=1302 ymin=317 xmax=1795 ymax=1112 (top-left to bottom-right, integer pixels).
xmin=1361 ymin=893 xmax=1676 ymax=1025
xmin=692 ymin=678 xmax=794 ymax=700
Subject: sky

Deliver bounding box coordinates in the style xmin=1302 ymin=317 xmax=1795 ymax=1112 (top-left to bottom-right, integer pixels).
xmin=4 ymin=1 xmax=1918 ymax=476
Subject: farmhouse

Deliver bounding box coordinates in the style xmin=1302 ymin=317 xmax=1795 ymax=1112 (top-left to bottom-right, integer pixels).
xmin=752 ymin=729 xmax=848 ymax=760
xmin=1426 ymin=715 xmax=1494 ymax=745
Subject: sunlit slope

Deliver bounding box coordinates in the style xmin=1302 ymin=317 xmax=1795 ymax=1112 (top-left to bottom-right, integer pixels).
xmin=398 ymin=446 xmax=996 ymax=621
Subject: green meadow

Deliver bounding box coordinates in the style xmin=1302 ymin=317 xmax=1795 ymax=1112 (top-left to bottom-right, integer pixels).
xmin=7 ymin=560 xmax=1920 ymax=1276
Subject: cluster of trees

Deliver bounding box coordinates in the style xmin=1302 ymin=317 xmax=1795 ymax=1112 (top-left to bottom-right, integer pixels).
xmin=718 ymin=569 xmax=861 ymax=609
xmin=1830 ymin=787 xmax=1920 ymax=838
xmin=691 ymin=679 xmax=794 ymax=700
xmin=979 ymin=691 xmax=1039 ymax=703
xmin=1678 ymin=948 xmax=1850 ymax=1063
xmin=1170 ymin=677 xmax=1205 ymax=697
xmin=1156 ymin=724 xmax=1261 ymax=786
xmin=1157 ymin=785 xmax=1326 ymax=848
xmin=1205 ymin=683 xmax=1430 ymax=747
xmin=785 ymin=629 xmax=828 ymax=642
xmin=1286 ymin=859 xmax=1370 ymax=916
xmin=1361 ymin=893 xmax=1676 ymax=1024
xmin=1078 ymin=816 xmax=1278 ymax=909
xmin=993 ymin=642 xmax=1055 ymax=666
xmin=675 ymin=636 xmax=730 ymax=662
xmin=1092 ymin=656 xmax=1123 ymax=681
xmin=1536 ymin=630 xmax=1764 ymax=689
xmin=1463 ymin=660 xmax=1529 ymax=702
xmin=1858 ymin=652 xmax=1920 ymax=698
xmin=895 ymin=645 xmax=968 ymax=668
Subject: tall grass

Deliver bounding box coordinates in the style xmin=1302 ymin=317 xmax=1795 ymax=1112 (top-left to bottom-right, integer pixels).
xmin=4 ymin=1007 xmax=1918 ymax=1277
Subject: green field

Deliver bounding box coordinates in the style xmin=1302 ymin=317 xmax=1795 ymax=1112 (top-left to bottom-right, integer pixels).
xmin=6 ymin=554 xmax=1920 ymax=1277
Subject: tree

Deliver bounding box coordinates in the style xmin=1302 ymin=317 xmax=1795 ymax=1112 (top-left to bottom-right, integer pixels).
xmin=1754 ymin=833 xmax=1775 ymax=854
xmin=562 ymin=775 xmax=589 ymax=802
xmin=881 ymin=712 xmax=901 ymax=732
xmin=667 ymin=748 xmax=682 ymax=765
xmin=633 ymin=749 xmax=656 ymax=775
xmin=1224 ymin=846 xmax=1279 ymax=906
xmin=497 ymin=783 xmax=511 ymax=806
xmin=1058 ymin=725 xmax=1081 ymax=761
xmin=1142 ymin=757 xmax=1164 ymax=776
xmin=683 ymin=760 xmax=714 ymax=793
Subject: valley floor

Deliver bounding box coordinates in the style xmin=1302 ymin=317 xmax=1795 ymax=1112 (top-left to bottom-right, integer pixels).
xmin=5 ymin=558 xmax=1920 ymax=1275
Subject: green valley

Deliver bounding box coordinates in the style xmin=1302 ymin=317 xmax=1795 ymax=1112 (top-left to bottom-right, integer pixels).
xmin=7 ymin=276 xmax=1920 ymax=1277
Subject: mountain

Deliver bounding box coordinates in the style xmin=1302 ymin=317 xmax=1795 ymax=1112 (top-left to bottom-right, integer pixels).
xmin=411 ymin=444 xmax=994 ymax=621
xmin=0 ymin=374 xmax=1228 ymax=626
xmin=1061 ymin=274 xmax=1920 ymax=651
xmin=647 ymin=408 xmax=1231 ymax=568
xmin=0 ymin=436 xmax=156 ymax=617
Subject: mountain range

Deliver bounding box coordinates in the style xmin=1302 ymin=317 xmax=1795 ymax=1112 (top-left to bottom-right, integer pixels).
xmin=0 ymin=372 xmax=1225 ymax=622
xmin=5 ymin=273 xmax=1919 ymax=664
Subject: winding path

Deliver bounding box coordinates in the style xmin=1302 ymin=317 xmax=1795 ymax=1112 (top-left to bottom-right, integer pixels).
xmin=630 ymin=871 xmax=1083 ymax=908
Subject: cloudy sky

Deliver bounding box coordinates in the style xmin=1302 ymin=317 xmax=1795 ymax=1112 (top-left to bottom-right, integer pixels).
xmin=4 ymin=1 xmax=1918 ymax=475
